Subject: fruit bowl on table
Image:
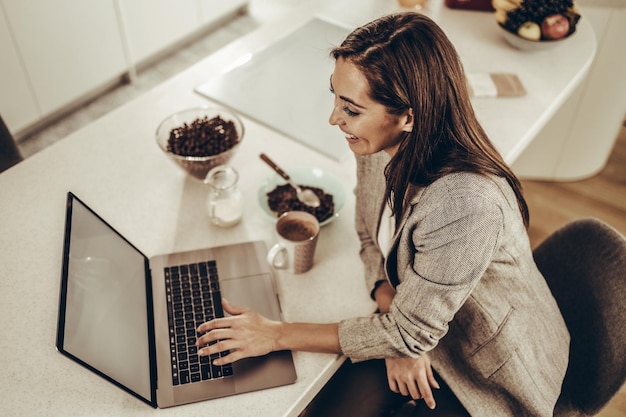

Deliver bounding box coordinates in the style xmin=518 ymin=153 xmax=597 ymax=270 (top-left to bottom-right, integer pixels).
xmin=492 ymin=0 xmax=581 ymax=51
xmin=497 ymin=21 xmax=575 ymax=51
xmin=155 ymin=107 xmax=244 ymax=180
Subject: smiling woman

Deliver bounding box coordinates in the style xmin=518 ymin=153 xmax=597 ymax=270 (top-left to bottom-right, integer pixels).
xmin=196 ymin=12 xmax=570 ymax=417
xmin=328 ymin=64 xmax=413 ymax=156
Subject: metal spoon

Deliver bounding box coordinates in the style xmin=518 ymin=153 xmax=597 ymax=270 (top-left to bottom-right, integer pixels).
xmin=259 ymin=153 xmax=321 ymax=208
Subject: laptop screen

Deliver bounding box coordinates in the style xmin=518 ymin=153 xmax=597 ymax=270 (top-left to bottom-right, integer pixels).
xmin=57 ymin=193 xmax=156 ymax=406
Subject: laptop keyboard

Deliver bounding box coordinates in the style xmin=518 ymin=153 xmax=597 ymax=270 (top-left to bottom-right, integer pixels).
xmin=164 ymin=260 xmax=234 ymax=386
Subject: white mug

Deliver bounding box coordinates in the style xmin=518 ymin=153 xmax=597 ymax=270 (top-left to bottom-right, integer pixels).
xmin=267 ymin=211 xmax=320 ymax=274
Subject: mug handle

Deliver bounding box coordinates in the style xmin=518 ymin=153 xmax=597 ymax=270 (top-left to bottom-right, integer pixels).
xmin=267 ymin=243 xmax=288 ymax=269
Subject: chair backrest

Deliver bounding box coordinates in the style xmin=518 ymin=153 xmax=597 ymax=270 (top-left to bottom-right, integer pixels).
xmin=533 ymin=218 xmax=626 ymax=416
xmin=0 ymin=114 xmax=23 ymax=173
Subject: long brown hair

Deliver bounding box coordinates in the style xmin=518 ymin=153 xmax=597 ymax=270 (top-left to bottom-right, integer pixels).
xmin=331 ymin=12 xmax=529 ymax=227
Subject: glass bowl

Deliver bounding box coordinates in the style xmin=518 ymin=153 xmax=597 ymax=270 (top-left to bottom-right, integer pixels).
xmin=155 ymin=107 xmax=244 ymax=180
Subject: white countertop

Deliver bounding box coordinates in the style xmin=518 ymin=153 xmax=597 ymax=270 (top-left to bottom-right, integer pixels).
xmin=0 ymin=1 xmax=595 ymax=416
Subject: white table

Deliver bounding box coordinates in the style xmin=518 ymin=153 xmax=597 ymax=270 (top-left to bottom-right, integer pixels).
xmin=0 ymin=1 xmax=595 ymax=416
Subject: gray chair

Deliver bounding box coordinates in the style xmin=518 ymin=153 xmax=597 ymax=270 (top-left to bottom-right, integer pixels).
xmin=533 ymin=218 xmax=626 ymax=417
xmin=0 ymin=114 xmax=23 ymax=173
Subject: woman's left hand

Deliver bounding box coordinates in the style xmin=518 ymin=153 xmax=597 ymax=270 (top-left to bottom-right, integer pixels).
xmin=385 ymin=354 xmax=440 ymax=409
xmin=196 ymin=298 xmax=279 ymax=365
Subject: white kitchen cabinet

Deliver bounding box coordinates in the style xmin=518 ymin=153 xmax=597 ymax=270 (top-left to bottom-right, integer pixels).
xmin=117 ymin=0 xmax=199 ymax=64
xmin=0 ymin=4 xmax=39 ymax=132
xmin=197 ymin=0 xmax=248 ymax=26
xmin=552 ymin=7 xmax=626 ymax=180
xmin=117 ymin=0 xmax=247 ymax=65
xmin=2 ymin=0 xmax=128 ymax=118
xmin=513 ymin=5 xmax=626 ymax=180
xmin=1 ymin=0 xmax=248 ymax=136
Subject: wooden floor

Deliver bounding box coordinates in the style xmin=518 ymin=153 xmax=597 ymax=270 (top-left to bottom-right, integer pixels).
xmin=521 ymin=118 xmax=626 ymax=417
xmin=523 ymin=120 xmax=626 ymax=246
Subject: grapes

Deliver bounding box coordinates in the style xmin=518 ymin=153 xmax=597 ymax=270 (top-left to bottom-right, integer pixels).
xmin=502 ymin=0 xmax=577 ymax=35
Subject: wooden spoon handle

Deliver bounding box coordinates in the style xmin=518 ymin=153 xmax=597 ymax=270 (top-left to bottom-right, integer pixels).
xmin=259 ymin=153 xmax=291 ymax=181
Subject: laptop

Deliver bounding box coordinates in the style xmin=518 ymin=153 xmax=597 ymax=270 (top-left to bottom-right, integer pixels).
xmin=56 ymin=192 xmax=297 ymax=408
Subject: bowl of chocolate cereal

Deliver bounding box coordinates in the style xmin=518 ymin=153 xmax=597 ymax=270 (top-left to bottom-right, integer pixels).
xmin=258 ymin=166 xmax=345 ymax=226
xmin=156 ymin=107 xmax=244 ymax=180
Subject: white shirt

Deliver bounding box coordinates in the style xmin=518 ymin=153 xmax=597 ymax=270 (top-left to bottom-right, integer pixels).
xmin=377 ymin=201 xmax=395 ymax=258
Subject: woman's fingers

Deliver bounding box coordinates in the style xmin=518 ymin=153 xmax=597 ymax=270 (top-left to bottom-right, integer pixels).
xmin=384 ymin=356 xmax=438 ymax=409
xmin=406 ymin=380 xmax=422 ymax=400
xmin=387 ymin=367 xmax=421 ymax=399
xmin=390 ymin=378 xmax=422 ymax=400
xmin=194 ymin=299 xmax=278 ymax=364
xmin=387 ymin=373 xmax=399 ymax=393
xmin=197 ymin=331 xmax=235 ymax=350
xmin=427 ymin=365 xmax=441 ymax=390
xmin=221 ymin=298 xmax=247 ymax=315
xmin=213 ymin=349 xmax=244 ymax=365
xmin=415 ymin=368 xmax=436 ymax=409
xmin=197 ymin=316 xmax=230 ymax=333
xmin=197 ymin=299 xmax=248 ymax=331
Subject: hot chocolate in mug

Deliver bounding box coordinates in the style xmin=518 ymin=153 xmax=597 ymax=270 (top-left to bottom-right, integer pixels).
xmin=267 ymin=211 xmax=320 ymax=274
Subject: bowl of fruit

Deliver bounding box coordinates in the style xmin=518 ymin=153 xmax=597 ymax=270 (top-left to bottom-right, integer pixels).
xmin=493 ymin=0 xmax=581 ymax=51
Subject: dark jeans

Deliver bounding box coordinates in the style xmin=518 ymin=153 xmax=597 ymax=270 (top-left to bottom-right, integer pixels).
xmin=299 ymin=359 xmax=471 ymax=417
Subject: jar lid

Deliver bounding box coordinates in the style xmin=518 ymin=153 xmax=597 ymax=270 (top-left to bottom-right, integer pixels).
xmin=204 ymin=165 xmax=239 ymax=190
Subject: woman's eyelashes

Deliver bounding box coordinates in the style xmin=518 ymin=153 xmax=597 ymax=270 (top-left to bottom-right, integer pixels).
xmin=343 ymin=106 xmax=359 ymax=117
xmin=329 ymin=83 xmax=360 ymax=117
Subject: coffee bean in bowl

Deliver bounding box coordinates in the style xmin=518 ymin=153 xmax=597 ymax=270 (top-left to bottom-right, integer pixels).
xmin=267 ymin=184 xmax=334 ymax=224
xmin=258 ymin=166 xmax=346 ymax=226
xmin=156 ymin=107 xmax=244 ymax=180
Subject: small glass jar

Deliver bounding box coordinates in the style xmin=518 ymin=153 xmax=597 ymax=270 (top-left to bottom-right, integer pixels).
xmin=398 ymin=0 xmax=428 ymax=9
xmin=204 ymin=165 xmax=243 ymax=227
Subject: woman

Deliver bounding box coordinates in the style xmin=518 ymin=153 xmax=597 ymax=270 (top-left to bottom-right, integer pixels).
xmin=197 ymin=12 xmax=570 ymax=417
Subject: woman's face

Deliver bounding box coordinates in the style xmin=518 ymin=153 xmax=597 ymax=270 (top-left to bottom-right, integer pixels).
xmin=328 ymin=58 xmax=413 ymax=156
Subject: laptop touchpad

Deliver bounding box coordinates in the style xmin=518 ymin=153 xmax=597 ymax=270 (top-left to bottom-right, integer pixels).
xmin=220 ymin=274 xmax=281 ymax=321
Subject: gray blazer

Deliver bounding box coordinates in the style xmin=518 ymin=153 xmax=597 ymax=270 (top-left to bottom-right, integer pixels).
xmin=338 ymin=152 xmax=570 ymax=417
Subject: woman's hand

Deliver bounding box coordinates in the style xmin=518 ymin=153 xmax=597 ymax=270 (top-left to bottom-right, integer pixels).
xmin=385 ymin=354 xmax=440 ymax=409
xmin=374 ymin=280 xmax=396 ymax=314
xmin=196 ymin=298 xmax=279 ymax=365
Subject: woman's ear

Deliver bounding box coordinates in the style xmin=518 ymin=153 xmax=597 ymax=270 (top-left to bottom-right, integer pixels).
xmin=401 ymin=108 xmax=414 ymax=132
